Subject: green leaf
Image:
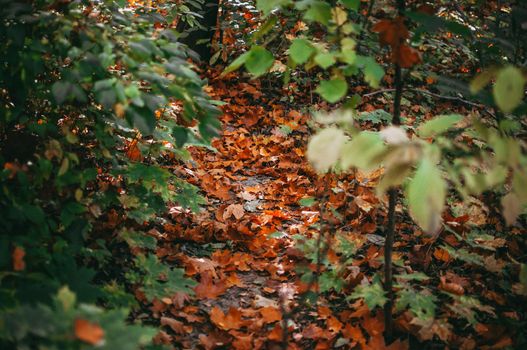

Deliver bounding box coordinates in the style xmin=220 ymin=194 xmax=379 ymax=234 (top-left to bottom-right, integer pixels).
xmin=222 ymin=51 xmax=250 ymax=76
xmin=406 ymin=158 xmax=446 ymax=234
xmin=349 ymin=279 xmax=387 ymax=310
xmin=314 ymin=52 xmax=336 ymax=69
xmin=136 ymin=254 xmax=196 ymax=301
xmin=395 ymin=272 xmax=430 ymax=281
xmin=303 ymin=2 xmax=332 ymax=25
xmin=340 ymin=0 xmax=360 ymax=11
xmin=418 ymin=114 xmax=463 ymax=137
xmin=245 ymin=46 xmax=274 ymax=77
xmin=251 ymin=15 xmax=278 ymax=42
xmin=358 ymin=109 xmax=392 ymax=124
xmin=289 ymin=39 xmax=316 ymax=64
xmin=316 ymin=78 xmax=348 ymax=103
xmin=340 ymin=131 xmax=386 ymax=171
xmin=257 ymin=0 xmax=291 ymax=15
xmin=493 ymin=66 xmax=525 ymax=113
xmin=363 ymin=58 xmax=384 ymax=88
xmin=470 ymin=67 xmax=498 ymax=94
xmin=299 ymin=197 xmax=316 ymax=207
xmin=396 ymin=287 xmax=437 ymax=320
xmin=307 ymin=127 xmax=348 ymax=173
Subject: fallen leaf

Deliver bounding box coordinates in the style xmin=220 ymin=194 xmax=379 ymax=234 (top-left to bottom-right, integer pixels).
xmin=210 ymin=306 xmax=244 ymax=330
xmin=160 ymin=317 xmax=187 ymax=334
xmin=223 ymin=203 xmax=245 ymax=220
xmin=194 ymin=271 xmax=228 ymax=299
xmin=259 ymin=306 xmax=281 ymax=323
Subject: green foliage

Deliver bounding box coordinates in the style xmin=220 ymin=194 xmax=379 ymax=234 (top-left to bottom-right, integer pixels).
xmin=417 ymin=114 xmax=463 ymax=138
xmin=0 ymin=287 xmax=155 ymax=350
xmin=290 ymin=39 xmax=316 ymax=65
xmin=225 ymin=1 xmax=385 ymax=97
xmin=0 ymin=0 xmax=219 ymax=347
xmin=357 ymin=109 xmax=392 ymax=125
xmin=492 ymin=66 xmax=526 ymax=113
xmin=127 ymin=255 xmax=196 ymax=302
xmin=407 ymin=158 xmax=446 ymax=235
xmin=349 ymin=277 xmax=387 ymax=310
xmin=316 ymin=79 xmax=349 ymax=103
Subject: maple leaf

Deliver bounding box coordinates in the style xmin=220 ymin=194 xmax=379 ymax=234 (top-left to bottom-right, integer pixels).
xmin=210 ymin=306 xmax=244 ymax=331
xmin=341 ymin=324 xmax=366 ymax=345
xmin=194 ymin=271 xmax=228 ymax=299
xmin=259 ymin=306 xmax=281 ymax=323
xmin=74 ymin=318 xmax=105 ymax=346
xmin=223 ymin=203 xmax=245 ymax=220
xmin=326 ymin=315 xmax=343 ymax=333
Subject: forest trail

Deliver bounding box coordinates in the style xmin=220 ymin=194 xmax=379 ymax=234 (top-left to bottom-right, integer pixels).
xmin=150 ymin=70 xmax=404 ymax=350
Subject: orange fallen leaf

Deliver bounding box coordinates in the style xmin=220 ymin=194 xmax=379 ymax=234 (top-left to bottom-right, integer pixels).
xmin=433 ymin=247 xmax=452 ymax=262
xmin=267 ymin=324 xmax=283 ymax=341
xmin=194 ymin=271 xmax=228 ymax=299
xmin=326 ymin=315 xmax=343 ymax=333
xmin=342 ymin=324 xmax=366 ymax=345
xmin=199 ymin=331 xmax=232 ymax=350
xmin=160 ymin=316 xmax=188 ymax=334
xmin=439 ymin=276 xmax=464 ymax=295
xmin=74 ymin=319 xmax=104 ymax=345
xmin=210 ymin=306 xmax=244 ymax=330
xmin=223 ymin=203 xmax=245 ymax=220
xmin=259 ymin=306 xmax=281 ymax=323
xmin=231 ymin=332 xmax=253 ymax=350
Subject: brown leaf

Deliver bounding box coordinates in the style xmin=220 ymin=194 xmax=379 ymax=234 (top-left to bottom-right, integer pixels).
xmin=160 ymin=317 xmax=187 ymax=334
xmin=199 ymin=331 xmax=232 ymax=350
xmin=259 ymin=306 xmax=281 ymax=324
xmin=433 ymin=247 xmax=452 ymax=263
xmin=372 ymin=17 xmax=409 ymax=47
xmin=74 ymin=319 xmax=105 ymax=345
xmin=267 ymin=324 xmax=283 ymax=341
xmin=342 ymin=324 xmax=365 ymax=345
xmin=231 ymin=332 xmax=253 ymax=350
xmin=439 ymin=275 xmax=464 ymax=295
xmin=223 ymin=203 xmax=245 ymax=220
xmin=210 ymin=306 xmax=244 ymax=331
xmin=194 ymin=271 xmax=228 ymax=299
xmin=125 ymin=139 xmax=142 ymax=161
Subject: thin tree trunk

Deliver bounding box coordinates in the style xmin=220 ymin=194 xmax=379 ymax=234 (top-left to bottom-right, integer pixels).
xmin=384 ymin=0 xmax=405 ymax=342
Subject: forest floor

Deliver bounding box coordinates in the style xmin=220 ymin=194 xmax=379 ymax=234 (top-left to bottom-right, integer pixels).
xmin=144 ymin=68 xmax=524 ymax=350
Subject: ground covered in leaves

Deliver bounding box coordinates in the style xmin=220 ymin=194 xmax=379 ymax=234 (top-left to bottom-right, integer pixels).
xmin=135 ymin=67 xmax=526 ymax=350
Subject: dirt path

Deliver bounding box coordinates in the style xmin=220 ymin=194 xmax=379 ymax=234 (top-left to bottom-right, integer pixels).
xmin=150 ymin=72 xmax=397 ymax=350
